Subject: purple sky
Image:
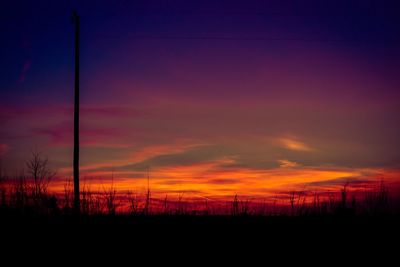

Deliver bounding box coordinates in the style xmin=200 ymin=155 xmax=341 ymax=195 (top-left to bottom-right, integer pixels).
xmin=1 ymin=0 xmax=400 ymax=196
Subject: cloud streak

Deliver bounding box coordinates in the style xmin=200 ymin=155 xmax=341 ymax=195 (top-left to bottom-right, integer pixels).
xmin=18 ymin=59 xmax=31 ymax=84
xmin=279 ymin=138 xmax=313 ymax=152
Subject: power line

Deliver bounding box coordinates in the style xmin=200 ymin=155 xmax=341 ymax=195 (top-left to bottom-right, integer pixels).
xmin=91 ymin=34 xmax=399 ymax=43
xmin=1 ymin=6 xmax=397 ymax=21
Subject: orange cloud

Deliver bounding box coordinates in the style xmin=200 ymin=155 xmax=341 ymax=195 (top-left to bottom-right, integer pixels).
xmin=278 ymin=159 xmax=300 ymax=168
xmin=53 ymin=157 xmax=391 ymax=201
xmin=279 ymin=138 xmax=313 ymax=152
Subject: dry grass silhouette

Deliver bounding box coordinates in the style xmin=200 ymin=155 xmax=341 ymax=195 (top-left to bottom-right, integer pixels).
xmin=0 ymin=152 xmax=398 ymax=217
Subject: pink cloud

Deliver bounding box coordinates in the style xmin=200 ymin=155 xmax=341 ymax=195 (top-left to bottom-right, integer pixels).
xmin=130 ymin=141 xmax=208 ymax=163
xmin=0 ymin=144 xmax=10 ymax=156
xmin=81 ymin=106 xmax=144 ymax=118
xmin=34 ymin=120 xmax=124 ymax=147
xmin=0 ymin=105 xmax=142 ymax=118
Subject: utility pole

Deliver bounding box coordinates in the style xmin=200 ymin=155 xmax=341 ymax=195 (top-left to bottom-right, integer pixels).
xmin=144 ymin=166 xmax=151 ymax=215
xmin=72 ymin=11 xmax=80 ymax=214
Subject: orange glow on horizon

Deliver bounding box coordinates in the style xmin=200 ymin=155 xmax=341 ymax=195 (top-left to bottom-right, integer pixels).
xmin=50 ymin=163 xmax=400 ymax=202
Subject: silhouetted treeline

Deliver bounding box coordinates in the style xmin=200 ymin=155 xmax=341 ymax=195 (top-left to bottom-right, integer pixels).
xmin=0 ymin=152 xmax=398 ymax=216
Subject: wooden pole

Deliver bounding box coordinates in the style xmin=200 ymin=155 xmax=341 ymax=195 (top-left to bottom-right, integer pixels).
xmin=72 ymin=11 xmax=80 ymax=214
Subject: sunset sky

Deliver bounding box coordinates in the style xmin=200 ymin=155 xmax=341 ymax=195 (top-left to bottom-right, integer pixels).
xmin=1 ymin=0 xmax=400 ymax=199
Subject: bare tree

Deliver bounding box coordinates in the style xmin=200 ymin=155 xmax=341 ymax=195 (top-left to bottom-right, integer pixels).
xmin=127 ymin=190 xmax=139 ymax=215
xmin=0 ymin=158 xmax=6 ymax=207
xmin=26 ymin=151 xmax=56 ymax=199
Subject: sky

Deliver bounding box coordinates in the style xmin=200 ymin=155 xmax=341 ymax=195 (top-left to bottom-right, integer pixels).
xmin=1 ymin=0 xmax=400 ymax=200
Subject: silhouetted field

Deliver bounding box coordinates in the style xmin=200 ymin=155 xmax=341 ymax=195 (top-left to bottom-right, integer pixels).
xmin=1 ymin=176 xmax=399 ymax=258
xmin=1 ymin=167 xmax=399 ymax=259
xmin=1 ymin=152 xmax=399 ymax=256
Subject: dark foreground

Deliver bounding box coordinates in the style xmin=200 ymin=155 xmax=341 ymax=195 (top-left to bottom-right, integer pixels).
xmin=0 ymin=215 xmax=398 ymax=265
xmin=1 ymin=215 xmax=399 ymax=255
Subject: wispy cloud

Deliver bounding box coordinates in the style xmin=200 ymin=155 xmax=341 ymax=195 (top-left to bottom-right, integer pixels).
xmin=279 ymin=137 xmax=313 ymax=152
xmin=130 ymin=141 xmax=209 ymax=163
xmin=278 ymin=159 xmax=300 ymax=168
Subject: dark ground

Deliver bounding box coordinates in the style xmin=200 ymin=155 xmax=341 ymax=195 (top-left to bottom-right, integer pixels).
xmin=1 ymin=214 xmax=399 ymax=259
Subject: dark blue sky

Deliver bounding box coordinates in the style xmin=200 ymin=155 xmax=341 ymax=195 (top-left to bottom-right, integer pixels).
xmin=1 ymin=0 xmax=400 ymax=106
